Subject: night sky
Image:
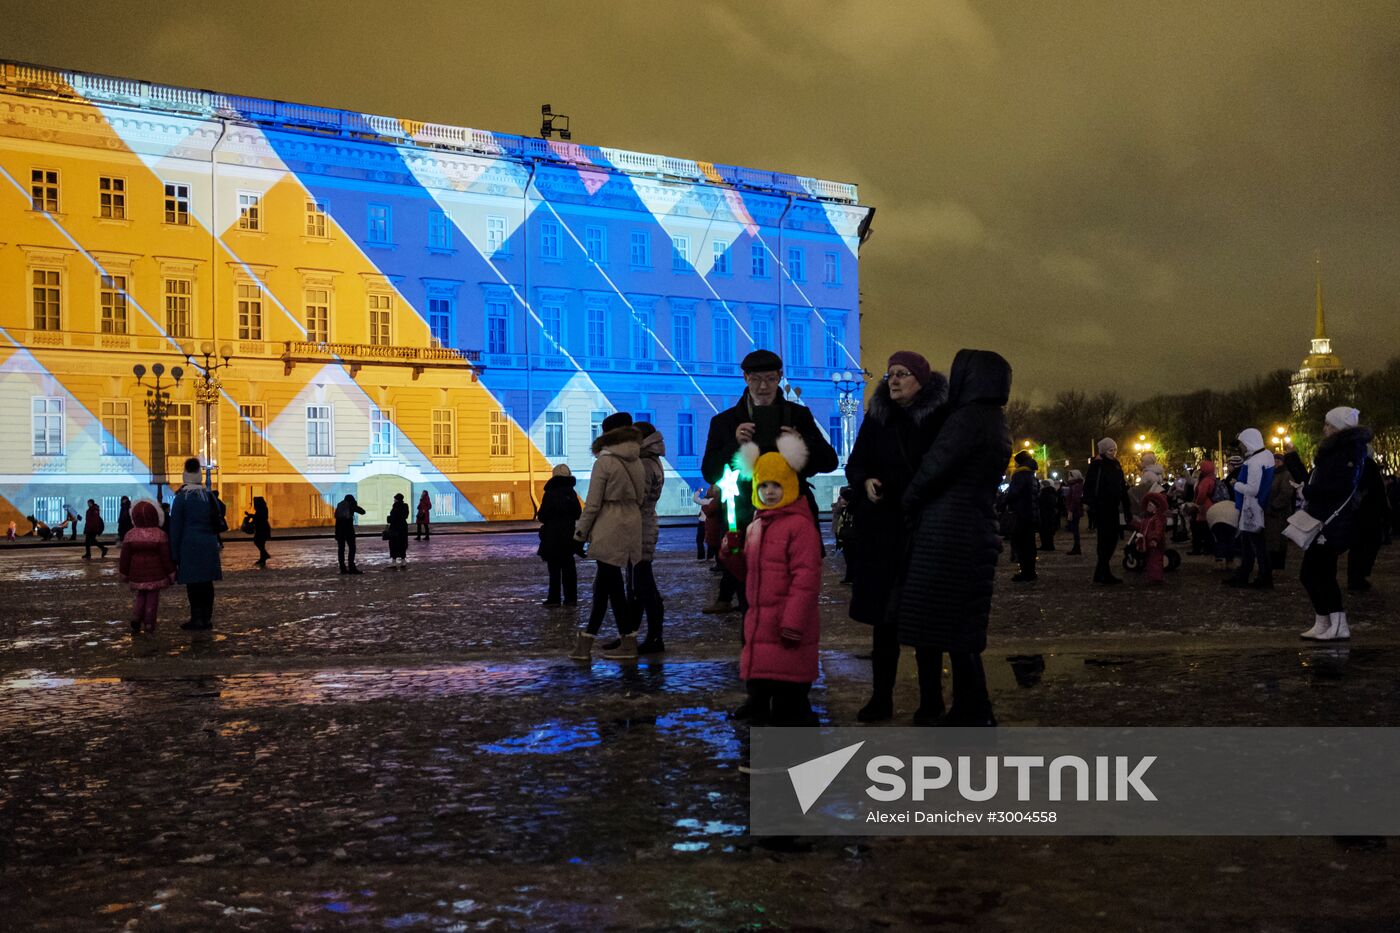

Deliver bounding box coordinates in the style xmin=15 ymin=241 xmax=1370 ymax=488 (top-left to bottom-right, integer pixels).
xmin=4 ymin=0 xmax=1397 ymax=403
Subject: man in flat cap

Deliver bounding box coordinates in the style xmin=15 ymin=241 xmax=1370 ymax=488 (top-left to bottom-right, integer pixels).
xmin=700 ymin=349 xmax=838 ymax=614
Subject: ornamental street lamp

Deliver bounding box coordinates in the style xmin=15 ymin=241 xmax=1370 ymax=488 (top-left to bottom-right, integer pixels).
xmin=181 ymin=341 xmax=234 ymax=489
xmin=831 ymin=370 xmax=865 ymax=462
xmin=132 ymin=362 xmax=184 ymax=504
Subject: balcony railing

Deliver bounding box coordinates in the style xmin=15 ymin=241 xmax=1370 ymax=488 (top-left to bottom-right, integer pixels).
xmin=281 ymin=341 xmax=481 ymax=379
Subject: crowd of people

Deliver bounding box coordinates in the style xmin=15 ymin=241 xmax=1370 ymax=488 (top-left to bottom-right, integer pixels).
xmin=976 ymin=412 xmax=1395 ymax=640
xmin=7 ymin=349 xmax=1397 ymax=736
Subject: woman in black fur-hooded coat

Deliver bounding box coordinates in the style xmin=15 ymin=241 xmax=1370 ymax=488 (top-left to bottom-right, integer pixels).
xmin=844 ymin=351 xmax=948 ymax=722
xmin=895 ymin=348 xmax=1013 ymax=726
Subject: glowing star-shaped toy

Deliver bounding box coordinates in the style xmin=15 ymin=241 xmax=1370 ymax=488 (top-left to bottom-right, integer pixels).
xmin=717 ymin=464 xmax=742 ymax=533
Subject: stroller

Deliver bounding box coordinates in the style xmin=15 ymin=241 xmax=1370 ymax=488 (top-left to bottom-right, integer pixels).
xmin=1122 ymin=526 xmax=1181 ymax=573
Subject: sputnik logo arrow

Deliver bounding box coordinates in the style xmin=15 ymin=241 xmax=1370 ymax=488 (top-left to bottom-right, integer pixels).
xmin=787 ymin=741 xmax=865 ymax=814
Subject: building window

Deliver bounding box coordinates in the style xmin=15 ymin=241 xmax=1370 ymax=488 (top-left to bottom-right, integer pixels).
xmin=829 ymin=416 xmax=843 ymax=456
xmin=100 ymin=400 xmax=129 ymax=456
xmin=237 ymin=283 xmax=263 ymax=340
xmin=489 ymin=409 xmax=512 ymax=456
xmin=633 ymin=410 xmax=653 ymax=426
xmin=99 ymin=273 xmax=129 ymax=335
xmin=30 ymin=168 xmax=59 ymax=212
xmin=486 ymin=301 xmax=509 ymax=354
xmin=585 ymin=226 xmax=606 ymax=264
xmin=677 ymin=411 xmax=695 ymax=457
xmin=306 ymin=405 xmax=333 ymax=457
xmin=370 ymin=408 xmax=394 ymax=457
xmin=367 ymin=203 xmax=391 ymax=244
xmin=428 ymin=297 xmax=451 ymax=348
xmin=823 ymin=251 xmax=841 ymax=285
xmin=824 ymin=322 xmax=845 ymax=369
xmin=369 ymin=294 xmax=392 ymax=346
xmin=673 ymin=313 xmax=693 ymax=362
xmin=239 ymin=404 xmax=266 ymax=457
xmin=32 ymin=269 xmax=61 ymax=331
xmin=491 ymin=491 xmax=514 ymax=515
xmin=540 ymin=303 xmax=563 ymax=357
xmin=751 ymin=243 xmax=768 ymax=278
xmin=100 ymin=496 xmax=122 ymax=526
xmin=540 ymin=220 xmax=561 ymax=259
xmin=237 ymin=191 xmax=262 ymax=231
xmin=787 ymin=247 xmax=805 ymax=282
xmin=586 ymin=304 xmax=607 ymax=358
xmin=672 ymin=235 xmax=689 ymax=271
xmin=713 ymin=312 xmax=733 ymax=364
xmin=591 ymin=410 xmax=607 ymax=441
xmin=305 ymin=287 xmax=330 ymax=344
xmin=437 ymin=492 xmax=457 ymax=516
xmin=165 ymin=402 xmax=193 ymax=457
xmin=630 ymin=309 xmax=652 ymax=360
xmin=98 ymin=176 xmax=125 ymax=219
xmin=630 ymin=231 xmax=650 ymax=267
xmin=165 ymin=278 xmax=192 ymax=338
xmin=712 ymin=240 xmax=730 ymax=275
xmin=305 ymin=199 xmax=328 ymax=237
xmin=33 ymin=496 xmax=63 ymax=526
xmin=545 ymin=410 xmax=565 ymax=458
xmin=164 ymin=182 xmax=191 ymax=225
xmin=31 ymin=398 xmax=63 ymax=455
xmin=752 ymin=316 xmax=772 ymax=352
xmin=787 ymin=319 xmax=809 ymax=367
xmin=431 ymin=408 xmax=455 ymax=456
xmin=428 ymin=209 xmax=453 ymax=249
xmin=486 ymin=215 xmax=507 ymax=254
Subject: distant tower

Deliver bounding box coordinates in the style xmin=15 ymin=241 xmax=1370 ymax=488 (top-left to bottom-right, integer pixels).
xmin=1289 ymin=254 xmax=1355 ymax=411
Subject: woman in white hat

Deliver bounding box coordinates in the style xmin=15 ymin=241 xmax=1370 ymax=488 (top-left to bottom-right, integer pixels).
xmin=1280 ymin=407 xmax=1371 ymax=641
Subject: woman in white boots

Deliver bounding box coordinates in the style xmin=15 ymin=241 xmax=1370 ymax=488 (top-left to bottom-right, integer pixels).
xmin=1282 ymin=406 xmax=1372 ymax=641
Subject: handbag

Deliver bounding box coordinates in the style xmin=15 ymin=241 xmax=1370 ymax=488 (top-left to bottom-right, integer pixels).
xmin=210 ymin=497 xmax=229 ymax=534
xmin=1285 ymin=455 xmax=1365 ymax=550
xmin=1282 ymin=510 xmax=1323 ymax=550
xmin=1284 ymin=490 xmax=1357 ymax=551
xmin=1239 ymin=496 xmax=1265 ymax=534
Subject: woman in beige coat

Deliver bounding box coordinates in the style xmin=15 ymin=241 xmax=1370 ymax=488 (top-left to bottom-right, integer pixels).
xmin=570 ymin=414 xmax=646 ymax=661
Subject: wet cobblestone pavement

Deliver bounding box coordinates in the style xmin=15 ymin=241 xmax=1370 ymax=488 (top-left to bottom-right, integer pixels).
xmin=3 ymin=528 xmax=1400 ymax=930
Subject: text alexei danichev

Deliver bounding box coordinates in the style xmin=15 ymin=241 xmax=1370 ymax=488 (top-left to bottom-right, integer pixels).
xmin=865 ymin=810 xmax=1059 ymax=824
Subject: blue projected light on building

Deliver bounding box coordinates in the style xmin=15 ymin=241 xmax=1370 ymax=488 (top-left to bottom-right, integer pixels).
xmin=0 ymin=61 xmax=871 ymax=522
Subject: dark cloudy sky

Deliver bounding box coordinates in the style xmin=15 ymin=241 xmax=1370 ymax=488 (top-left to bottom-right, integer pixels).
xmin=4 ymin=0 xmax=1397 ymax=403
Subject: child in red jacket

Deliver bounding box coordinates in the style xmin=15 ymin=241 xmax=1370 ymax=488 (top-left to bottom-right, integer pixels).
xmin=1134 ymin=491 xmax=1170 ymax=585
xmin=118 ymin=500 xmax=176 ymax=633
xmin=723 ymin=434 xmax=823 ymax=727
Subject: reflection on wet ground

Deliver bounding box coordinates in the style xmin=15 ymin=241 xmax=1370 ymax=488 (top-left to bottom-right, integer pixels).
xmin=2 ymin=531 xmax=1398 ymax=928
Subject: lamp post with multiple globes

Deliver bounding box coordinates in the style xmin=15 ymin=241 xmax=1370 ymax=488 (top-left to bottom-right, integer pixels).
xmin=132 ymin=362 xmax=184 ymax=504
xmin=831 ymin=370 xmax=866 ymax=462
xmin=181 ymin=341 xmax=235 ymax=489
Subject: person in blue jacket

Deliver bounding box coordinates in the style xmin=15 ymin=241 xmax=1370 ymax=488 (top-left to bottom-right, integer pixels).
xmin=1223 ymin=427 xmax=1275 ymax=589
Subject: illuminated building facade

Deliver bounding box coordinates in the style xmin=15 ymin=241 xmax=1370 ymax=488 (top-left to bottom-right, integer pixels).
xmin=0 ymin=61 xmax=869 ymax=526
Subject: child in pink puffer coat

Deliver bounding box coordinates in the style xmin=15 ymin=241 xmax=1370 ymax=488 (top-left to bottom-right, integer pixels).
xmin=118 ymin=499 xmax=176 ymax=634
xmin=723 ymin=433 xmax=823 ymax=726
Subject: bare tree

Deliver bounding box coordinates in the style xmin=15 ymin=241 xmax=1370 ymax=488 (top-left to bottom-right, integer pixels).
xmin=1005 ymin=399 xmax=1034 ymax=444
xmin=1087 ymin=390 xmax=1128 ymax=446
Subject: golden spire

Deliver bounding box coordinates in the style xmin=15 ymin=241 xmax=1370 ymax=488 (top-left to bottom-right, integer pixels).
xmin=1314 ymin=251 xmax=1327 ymax=340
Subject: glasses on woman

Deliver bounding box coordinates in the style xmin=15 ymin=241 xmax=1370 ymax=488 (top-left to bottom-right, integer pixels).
xmin=884 ymin=369 xmax=914 ymax=382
